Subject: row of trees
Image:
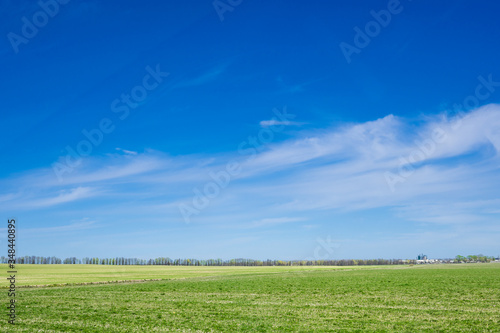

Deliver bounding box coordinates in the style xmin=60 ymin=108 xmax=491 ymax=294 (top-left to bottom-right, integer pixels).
xmin=454 ymin=255 xmax=495 ymax=263
xmin=0 ymin=256 xmax=63 ymax=264
xmin=1 ymin=255 xmax=496 ymax=266
xmin=0 ymin=256 xmax=415 ymax=266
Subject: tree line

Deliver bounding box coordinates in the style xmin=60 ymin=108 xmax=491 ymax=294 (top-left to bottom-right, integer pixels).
xmin=454 ymin=255 xmax=495 ymax=263
xmin=1 ymin=255 xmax=495 ymax=266
xmin=1 ymin=256 xmax=414 ymax=266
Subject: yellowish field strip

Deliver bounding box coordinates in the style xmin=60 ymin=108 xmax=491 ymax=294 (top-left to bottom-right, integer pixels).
xmin=0 ymin=264 xmax=377 ymax=287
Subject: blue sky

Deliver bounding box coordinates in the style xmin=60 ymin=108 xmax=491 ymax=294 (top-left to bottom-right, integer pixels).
xmin=1 ymin=0 xmax=500 ymax=260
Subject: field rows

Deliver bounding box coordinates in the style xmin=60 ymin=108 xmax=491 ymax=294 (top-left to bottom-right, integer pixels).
xmin=1 ymin=264 xmax=499 ymax=332
xmin=0 ymin=264 xmax=377 ymax=287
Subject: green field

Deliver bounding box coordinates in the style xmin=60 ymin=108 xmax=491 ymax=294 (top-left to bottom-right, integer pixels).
xmin=0 ymin=264 xmax=360 ymax=288
xmin=1 ymin=264 xmax=499 ymax=332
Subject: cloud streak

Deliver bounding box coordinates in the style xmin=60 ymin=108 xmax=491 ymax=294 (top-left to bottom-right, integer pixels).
xmin=1 ymin=105 xmax=499 ymax=234
xmin=25 ymin=187 xmax=96 ymax=209
xmin=259 ymin=119 xmax=303 ymax=127
xmin=22 ymin=218 xmax=99 ymax=234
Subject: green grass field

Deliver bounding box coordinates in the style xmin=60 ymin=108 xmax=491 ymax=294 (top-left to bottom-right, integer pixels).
xmin=0 ymin=264 xmax=362 ymax=288
xmin=1 ymin=264 xmax=499 ymax=332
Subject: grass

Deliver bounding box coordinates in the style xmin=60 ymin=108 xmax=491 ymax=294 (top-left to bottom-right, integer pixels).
xmin=0 ymin=264 xmax=361 ymax=287
xmin=1 ymin=263 xmax=499 ymax=332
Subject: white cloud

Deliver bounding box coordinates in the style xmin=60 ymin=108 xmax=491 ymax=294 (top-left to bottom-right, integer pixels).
xmin=22 ymin=218 xmax=98 ymax=234
xmin=248 ymin=217 xmax=305 ymax=228
xmin=115 ymin=147 xmax=138 ymax=155
xmin=259 ymin=119 xmax=303 ymax=127
xmin=29 ymin=187 xmax=96 ymax=208
xmin=174 ymin=65 xmax=226 ymax=88
xmin=1 ymin=104 xmax=499 ymax=229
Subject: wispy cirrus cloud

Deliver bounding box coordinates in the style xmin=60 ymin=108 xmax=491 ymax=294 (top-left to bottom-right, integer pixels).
xmin=115 ymin=147 xmax=138 ymax=155
xmin=259 ymin=119 xmax=304 ymax=127
xmin=1 ymin=105 xmax=499 ymax=235
xmin=26 ymin=187 xmax=97 ymax=209
xmin=174 ymin=65 xmax=226 ymax=88
xmin=248 ymin=217 xmax=305 ymax=228
xmin=22 ymin=218 xmax=99 ymax=234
